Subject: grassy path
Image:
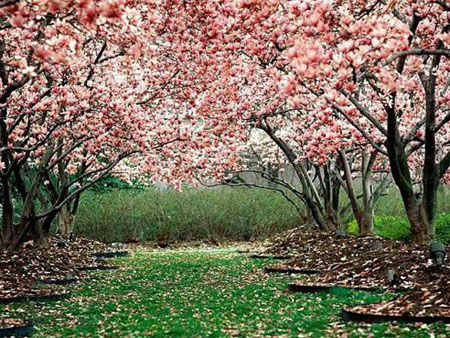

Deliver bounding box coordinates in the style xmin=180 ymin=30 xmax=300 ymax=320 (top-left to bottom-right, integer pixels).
xmin=2 ymin=248 xmax=450 ymax=337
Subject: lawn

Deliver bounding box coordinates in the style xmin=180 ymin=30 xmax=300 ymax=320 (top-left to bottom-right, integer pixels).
xmin=2 ymin=248 xmax=450 ymax=337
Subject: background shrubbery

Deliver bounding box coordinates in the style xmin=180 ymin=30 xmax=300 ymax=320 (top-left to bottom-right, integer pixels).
xmin=74 ymin=187 xmax=300 ymax=243
xmin=73 ymin=183 xmax=450 ymax=244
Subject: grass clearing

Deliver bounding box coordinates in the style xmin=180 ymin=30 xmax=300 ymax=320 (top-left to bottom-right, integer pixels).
xmin=2 ymin=248 xmax=449 ymax=337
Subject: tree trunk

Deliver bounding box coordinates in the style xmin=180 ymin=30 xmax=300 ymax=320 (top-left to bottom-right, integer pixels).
xmin=338 ymin=150 xmax=375 ymax=236
xmin=325 ymin=204 xmax=339 ymax=232
xmin=302 ymin=196 xmax=328 ymax=231
xmin=5 ymin=217 xmax=34 ymax=250
xmin=0 ymin=174 xmax=14 ymax=247
xmin=29 ymin=219 xmax=50 ymax=248
xmin=406 ymin=202 xmax=430 ymax=243
xmin=358 ymin=208 xmax=374 ymax=236
xmin=360 ymin=152 xmax=375 ymax=236
xmin=1 ymin=227 xmax=14 ymax=249
xmin=59 ymin=208 xmax=76 ymax=238
xmin=299 ymin=208 xmax=314 ymax=226
xmin=383 ymin=34 xmax=442 ymax=243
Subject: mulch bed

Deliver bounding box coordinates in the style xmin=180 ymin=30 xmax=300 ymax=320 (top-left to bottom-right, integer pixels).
xmin=342 ymin=306 xmax=450 ymax=324
xmin=342 ymin=278 xmax=450 ymax=323
xmin=265 ymin=227 xmax=408 ymax=273
xmin=264 ymin=226 xmax=450 ymax=319
xmin=265 ymin=227 xmax=448 ymax=289
xmin=0 ymin=318 xmax=33 ymax=338
xmin=0 ymin=237 xmax=119 ymax=302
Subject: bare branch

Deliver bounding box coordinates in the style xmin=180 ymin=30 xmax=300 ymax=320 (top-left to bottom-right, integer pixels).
xmin=0 ymin=0 xmax=19 ymax=8
xmin=195 ymin=175 xmax=304 ymax=216
xmin=437 ymin=110 xmax=450 ymax=132
xmin=36 ymin=152 xmax=136 ymax=219
xmin=344 ymin=93 xmax=388 ymax=136
xmin=384 ymin=49 xmax=450 ymax=66
xmin=137 ymin=70 xmax=180 ymax=105
xmin=435 ymin=0 xmax=450 ymax=11
xmin=403 ymin=118 xmax=426 ymax=144
xmin=331 ymin=105 xmax=388 ymax=155
xmin=439 ymin=151 xmax=450 ymax=178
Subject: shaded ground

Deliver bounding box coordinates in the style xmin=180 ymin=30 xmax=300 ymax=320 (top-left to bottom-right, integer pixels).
xmin=1 ymin=247 xmax=449 ymax=337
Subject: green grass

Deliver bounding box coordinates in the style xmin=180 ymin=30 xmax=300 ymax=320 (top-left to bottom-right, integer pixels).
xmin=2 ymin=248 xmax=449 ymax=337
xmin=348 ymin=213 xmax=450 ymax=244
xmin=74 ymin=188 xmax=301 ymax=243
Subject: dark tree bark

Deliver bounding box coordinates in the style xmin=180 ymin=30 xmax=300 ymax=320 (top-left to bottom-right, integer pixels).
xmin=259 ymin=121 xmax=340 ymax=232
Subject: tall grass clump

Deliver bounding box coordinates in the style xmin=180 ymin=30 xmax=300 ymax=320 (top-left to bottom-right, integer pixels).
xmin=74 ymin=187 xmax=301 ymax=243
xmin=374 ymin=185 xmax=450 ymax=216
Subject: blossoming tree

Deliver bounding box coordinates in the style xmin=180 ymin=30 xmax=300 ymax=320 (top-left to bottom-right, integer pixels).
xmin=192 ymin=0 xmax=450 ymax=242
xmin=0 ymin=0 xmax=218 ymax=248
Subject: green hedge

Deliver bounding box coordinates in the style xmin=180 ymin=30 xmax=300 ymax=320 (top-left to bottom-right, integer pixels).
xmin=74 ymin=187 xmax=301 ymax=243
xmin=348 ymin=213 xmax=450 ymax=244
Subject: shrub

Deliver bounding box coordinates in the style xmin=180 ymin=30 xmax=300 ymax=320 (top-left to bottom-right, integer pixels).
xmin=436 ymin=213 xmax=450 ymax=244
xmin=74 ymin=187 xmax=302 ymax=243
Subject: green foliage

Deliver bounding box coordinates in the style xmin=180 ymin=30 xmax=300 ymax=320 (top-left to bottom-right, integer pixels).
xmin=347 ymin=216 xmax=409 ymax=241
xmin=348 ymin=213 xmax=450 ymax=244
xmin=75 ymin=184 xmax=450 ymax=244
xmin=436 ymin=213 xmax=450 ymax=244
xmin=74 ymin=187 xmax=300 ymax=243
xmin=2 ymin=249 xmax=448 ymax=337
xmin=89 ymin=176 xmax=148 ymax=193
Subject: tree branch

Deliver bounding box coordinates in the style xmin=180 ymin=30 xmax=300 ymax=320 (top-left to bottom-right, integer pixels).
xmin=384 ymin=49 xmax=450 ymax=66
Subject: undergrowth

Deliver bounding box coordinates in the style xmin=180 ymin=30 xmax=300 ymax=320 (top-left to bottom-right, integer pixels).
xmin=1 ymin=249 xmax=449 ymax=337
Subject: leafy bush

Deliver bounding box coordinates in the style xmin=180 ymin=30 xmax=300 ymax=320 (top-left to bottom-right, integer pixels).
xmin=437 ymin=213 xmax=450 ymax=244
xmin=74 ymin=187 xmax=301 ymax=243
xmin=74 ymin=184 xmax=450 ymax=244
xmin=348 ymin=213 xmax=450 ymax=244
xmin=89 ymin=176 xmax=147 ymax=192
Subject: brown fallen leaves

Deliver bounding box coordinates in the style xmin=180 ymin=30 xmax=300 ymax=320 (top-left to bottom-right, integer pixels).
xmin=0 ymin=318 xmax=29 ymax=329
xmin=265 ymin=226 xmax=450 ymax=319
xmin=0 ymin=237 xmax=116 ymax=301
